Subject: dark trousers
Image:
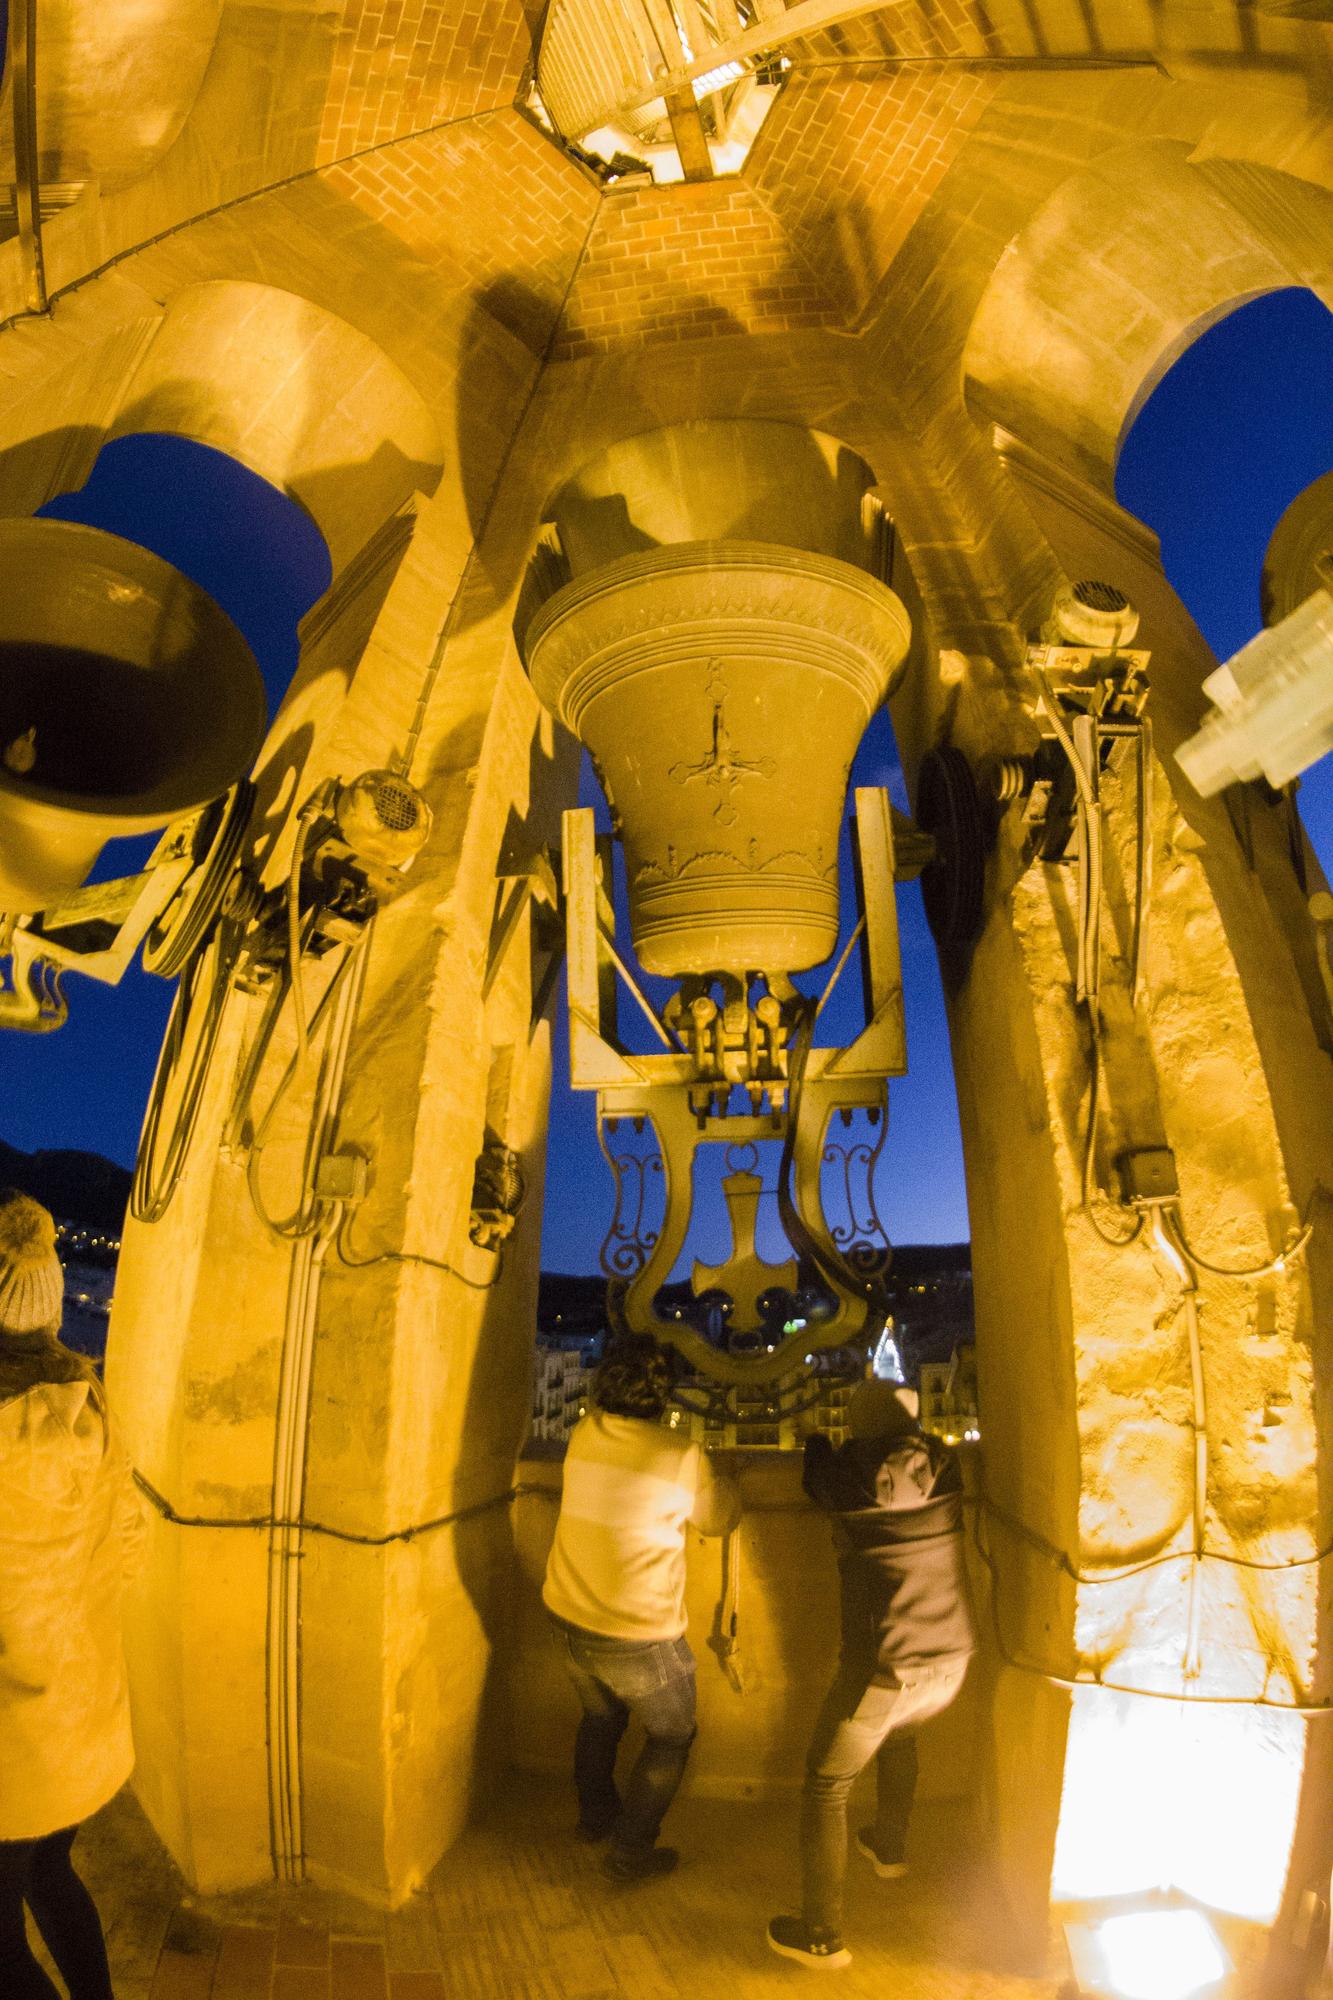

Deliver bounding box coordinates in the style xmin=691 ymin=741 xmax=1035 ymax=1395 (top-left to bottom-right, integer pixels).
xmin=555 ymin=1620 xmax=698 ymax=1855
xmin=0 ymin=1824 xmax=114 ymax=2000
xmin=801 ymin=1655 xmax=970 ymax=1932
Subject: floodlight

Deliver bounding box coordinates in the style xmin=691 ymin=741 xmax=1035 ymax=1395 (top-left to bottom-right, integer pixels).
xmin=1065 ymin=1908 xmax=1230 ymax=2000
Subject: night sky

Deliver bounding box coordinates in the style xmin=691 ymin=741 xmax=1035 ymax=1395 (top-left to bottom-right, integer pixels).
xmin=2 ymin=287 xmax=1331 ymax=1275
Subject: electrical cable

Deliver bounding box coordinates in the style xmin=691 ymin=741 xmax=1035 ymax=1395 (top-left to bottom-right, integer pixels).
xmin=245 ymin=941 xmax=360 ymax=1241
xmin=286 ymin=807 xmax=316 ymax=1067
xmin=972 ymin=1492 xmax=1333 ymax=1580
xmin=134 ymin=1465 xmax=520 ymax=1544
xmin=1143 ymin=1204 xmax=1206 ymax=1679
xmin=131 ymin=920 xmax=241 ymax=1224
xmin=1080 ymin=1012 xmax=1143 ymax=1247
xmin=969 ymin=1503 xmax=1331 ymax=1713
xmin=333 ymin=1211 xmax=505 ymax=1290
xmin=1130 ymin=715 xmax=1152 ymax=1004
xmin=1037 ymin=673 xmax=1145 ymax=1248
xmin=1168 ymin=1198 xmax=1318 ymax=1281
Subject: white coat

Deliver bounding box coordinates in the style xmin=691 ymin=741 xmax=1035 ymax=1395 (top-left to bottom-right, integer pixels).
xmin=0 ymin=1380 xmax=145 ymax=1840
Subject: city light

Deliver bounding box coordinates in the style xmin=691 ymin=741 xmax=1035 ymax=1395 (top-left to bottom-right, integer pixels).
xmin=872 ymin=1327 xmax=905 ymax=1382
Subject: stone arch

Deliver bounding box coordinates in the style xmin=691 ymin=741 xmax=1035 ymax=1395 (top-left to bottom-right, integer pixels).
xmin=0 ymin=0 xmax=224 ymax=191
xmin=961 ymin=140 xmax=1333 ymax=492
xmin=101 ymin=280 xmax=446 ymax=579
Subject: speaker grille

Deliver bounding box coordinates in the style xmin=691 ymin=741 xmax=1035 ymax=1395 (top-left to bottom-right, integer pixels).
xmin=371 ymin=774 xmax=421 ymax=833
xmin=1073 ymin=579 xmax=1130 ymax=613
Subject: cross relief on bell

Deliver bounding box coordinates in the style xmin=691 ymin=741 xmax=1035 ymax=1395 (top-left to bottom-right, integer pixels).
xmin=667 ymin=660 xmax=776 ymax=829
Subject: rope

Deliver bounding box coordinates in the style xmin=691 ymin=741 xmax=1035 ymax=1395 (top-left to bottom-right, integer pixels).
xmin=708 ymin=1524 xmax=744 ymax=1693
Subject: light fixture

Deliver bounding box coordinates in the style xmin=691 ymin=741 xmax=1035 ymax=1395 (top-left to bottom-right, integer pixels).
xmin=1064 ymin=1907 xmax=1230 ymax=2000
xmin=1174 ymin=586 xmax=1333 ymax=795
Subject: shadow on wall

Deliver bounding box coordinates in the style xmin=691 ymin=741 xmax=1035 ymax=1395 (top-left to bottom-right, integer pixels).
xmin=453 ymin=279 xmax=611 ymax=617
xmin=422 ymin=711 xmax=580 ymax=1834
xmin=457 ymin=288 xmax=888 ymax=630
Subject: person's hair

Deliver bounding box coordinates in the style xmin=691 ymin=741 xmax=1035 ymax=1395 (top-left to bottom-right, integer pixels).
xmin=0 ymin=1326 xmax=107 ymax=1440
xmin=593 ymin=1335 xmax=672 ymax=1420
xmin=847 ymin=1378 xmax=919 ymax=1441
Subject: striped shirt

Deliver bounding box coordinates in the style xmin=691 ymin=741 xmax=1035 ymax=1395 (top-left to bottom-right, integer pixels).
xmin=543 ymin=1411 xmax=723 ymax=1641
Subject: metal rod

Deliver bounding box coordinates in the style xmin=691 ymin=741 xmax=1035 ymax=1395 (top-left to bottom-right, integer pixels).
xmin=1130 ymin=717 xmax=1153 ymax=1006
xmin=601 ymin=932 xmax=684 ymax=1051
xmin=813 ymin=914 xmax=866 ymax=1022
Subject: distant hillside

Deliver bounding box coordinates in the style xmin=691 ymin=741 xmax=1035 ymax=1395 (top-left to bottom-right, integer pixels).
xmin=0 ymin=1139 xmax=132 ymax=1231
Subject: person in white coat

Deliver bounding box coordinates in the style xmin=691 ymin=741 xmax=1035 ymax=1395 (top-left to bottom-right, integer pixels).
xmin=0 ymin=1191 xmax=145 ymax=2000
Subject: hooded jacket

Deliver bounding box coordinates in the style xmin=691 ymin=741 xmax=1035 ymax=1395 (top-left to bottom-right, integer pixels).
xmin=803 ymin=1425 xmax=976 ymax=1681
xmin=0 ymin=1378 xmax=145 ymax=1840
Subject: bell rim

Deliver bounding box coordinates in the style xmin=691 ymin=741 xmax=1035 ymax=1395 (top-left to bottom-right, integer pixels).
xmin=523 ymin=538 xmax=912 ymax=724
xmin=0 ymin=515 xmax=268 ymax=819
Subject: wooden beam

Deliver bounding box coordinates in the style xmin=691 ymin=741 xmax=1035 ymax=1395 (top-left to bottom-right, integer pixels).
xmin=665 ymin=87 xmax=715 ymax=179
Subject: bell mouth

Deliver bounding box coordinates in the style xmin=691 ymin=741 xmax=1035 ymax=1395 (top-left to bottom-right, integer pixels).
xmin=0 ymin=518 xmax=267 ymax=821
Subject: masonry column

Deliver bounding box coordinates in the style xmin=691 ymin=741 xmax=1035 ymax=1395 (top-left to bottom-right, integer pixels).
xmin=884 ymin=422 xmax=1333 ymax=1957
xmin=107 ymin=486 xmax=574 ymax=1902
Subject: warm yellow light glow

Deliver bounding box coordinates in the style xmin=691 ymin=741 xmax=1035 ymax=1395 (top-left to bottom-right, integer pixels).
xmin=1052 ymin=1687 xmax=1302 ymax=1921
xmin=1094 ymin=1909 xmax=1227 ymax=2000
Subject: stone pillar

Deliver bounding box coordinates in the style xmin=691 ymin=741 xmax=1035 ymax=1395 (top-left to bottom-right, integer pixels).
xmin=897 ymin=427 xmax=1333 ymax=1953
xmin=108 ymin=489 xmax=574 ymax=1902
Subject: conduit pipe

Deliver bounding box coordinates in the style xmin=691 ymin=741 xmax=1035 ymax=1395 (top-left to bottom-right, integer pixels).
xmin=10 ymin=0 xmax=46 ymax=313
xmin=1145 ymin=1202 xmax=1207 ymax=1683
xmin=265 ymin=925 xmax=371 ymax=1882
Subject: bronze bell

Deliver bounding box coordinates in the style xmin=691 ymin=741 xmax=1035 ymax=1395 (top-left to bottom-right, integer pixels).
xmin=0 ymin=518 xmax=267 ymax=913
xmin=525 ymin=539 xmax=911 ymax=979
xmin=521 ymin=419 xmax=912 ymax=982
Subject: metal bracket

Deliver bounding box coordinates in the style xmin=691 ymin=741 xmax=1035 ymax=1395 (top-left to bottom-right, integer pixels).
xmin=564 ymin=787 xmax=905 ymax=1382
xmin=483 ymin=844 xmax=560 ymax=1003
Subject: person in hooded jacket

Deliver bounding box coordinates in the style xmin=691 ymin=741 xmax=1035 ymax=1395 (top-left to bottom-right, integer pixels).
xmin=0 ymin=1191 xmax=145 ymax=2000
xmin=768 ymin=1377 xmax=976 ymax=1972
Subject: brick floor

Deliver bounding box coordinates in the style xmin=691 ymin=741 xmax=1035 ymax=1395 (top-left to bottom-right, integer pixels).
xmin=39 ymin=1774 xmax=1084 ymax=1998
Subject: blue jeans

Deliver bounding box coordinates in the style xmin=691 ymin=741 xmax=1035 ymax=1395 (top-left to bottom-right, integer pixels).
xmin=0 ymin=1825 xmax=113 ymax=2000
xmin=801 ymin=1655 xmax=970 ymax=1930
xmin=554 ymin=1620 xmax=698 ymax=1855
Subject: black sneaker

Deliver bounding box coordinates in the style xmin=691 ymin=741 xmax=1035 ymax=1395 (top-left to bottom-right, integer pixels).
xmin=854 ymin=1828 xmax=909 ymax=1879
xmin=575 ymin=1816 xmax=616 ymax=1843
xmin=766 ymin=1916 xmax=852 ymax=1970
xmin=602 ymin=1843 xmax=679 ymax=1882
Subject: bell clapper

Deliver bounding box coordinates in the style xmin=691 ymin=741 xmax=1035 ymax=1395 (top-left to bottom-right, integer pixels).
xmin=3 ymin=725 xmax=36 ymax=775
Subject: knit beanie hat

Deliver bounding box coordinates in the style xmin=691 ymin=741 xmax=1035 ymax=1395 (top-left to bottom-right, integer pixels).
xmin=0 ymin=1190 xmax=64 ymax=1335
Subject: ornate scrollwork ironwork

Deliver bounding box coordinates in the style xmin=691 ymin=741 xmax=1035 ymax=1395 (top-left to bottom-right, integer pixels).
xmin=820 ymin=1103 xmax=892 ymax=1282
xmin=596 ymin=1114 xmax=664 ymax=1280
xmin=665 ymin=1347 xmax=866 ymax=1430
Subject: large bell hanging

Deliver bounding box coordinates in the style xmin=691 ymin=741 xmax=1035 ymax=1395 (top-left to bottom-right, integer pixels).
xmin=0 ymin=518 xmax=267 ymax=913
xmin=525 ymin=540 xmax=911 ymax=979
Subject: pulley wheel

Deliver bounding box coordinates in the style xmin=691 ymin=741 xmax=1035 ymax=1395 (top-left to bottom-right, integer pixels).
xmin=143 ymin=780 xmax=255 ymax=978
xmin=916 ymin=747 xmax=985 ymax=952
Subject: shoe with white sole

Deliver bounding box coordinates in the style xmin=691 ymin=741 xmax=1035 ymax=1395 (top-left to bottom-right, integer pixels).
xmin=766 ymin=1916 xmax=852 ymax=1970
xmin=855 ymin=1829 xmax=909 ymax=1879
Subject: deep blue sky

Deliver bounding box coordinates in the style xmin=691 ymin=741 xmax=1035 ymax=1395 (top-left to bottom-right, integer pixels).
xmin=3 ymin=284 xmax=1332 ymax=1274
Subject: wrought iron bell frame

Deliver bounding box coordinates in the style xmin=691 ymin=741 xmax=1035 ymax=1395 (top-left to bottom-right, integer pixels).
xmin=562 ymin=785 xmax=907 ymax=1386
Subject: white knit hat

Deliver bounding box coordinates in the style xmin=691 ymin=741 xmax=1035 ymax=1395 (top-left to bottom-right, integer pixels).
xmin=0 ymin=1191 xmax=64 ymax=1335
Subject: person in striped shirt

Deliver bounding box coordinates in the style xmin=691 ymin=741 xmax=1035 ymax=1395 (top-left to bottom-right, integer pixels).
xmin=543 ymin=1334 xmax=740 ymax=1881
